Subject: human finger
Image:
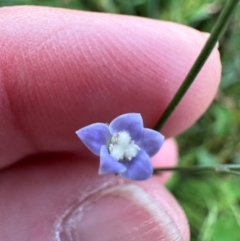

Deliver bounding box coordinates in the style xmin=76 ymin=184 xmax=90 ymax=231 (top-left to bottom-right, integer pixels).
xmin=151 ymin=138 xmax=178 ymax=183
xmin=0 ymin=6 xmax=221 ymax=168
xmin=0 ymin=153 xmax=189 ymax=241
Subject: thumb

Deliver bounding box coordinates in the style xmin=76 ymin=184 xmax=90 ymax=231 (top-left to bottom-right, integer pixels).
xmin=0 ymin=153 xmax=189 ymax=241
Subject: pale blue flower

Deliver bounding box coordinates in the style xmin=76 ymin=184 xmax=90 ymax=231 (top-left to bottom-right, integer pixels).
xmin=76 ymin=113 xmax=164 ymax=181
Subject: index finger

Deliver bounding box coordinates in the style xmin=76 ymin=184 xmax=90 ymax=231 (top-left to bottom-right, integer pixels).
xmin=0 ymin=6 xmax=221 ymax=168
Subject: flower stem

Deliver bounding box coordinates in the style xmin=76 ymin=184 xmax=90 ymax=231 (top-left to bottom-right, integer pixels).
xmin=153 ymin=164 xmax=240 ymax=175
xmin=154 ymin=0 xmax=239 ymax=131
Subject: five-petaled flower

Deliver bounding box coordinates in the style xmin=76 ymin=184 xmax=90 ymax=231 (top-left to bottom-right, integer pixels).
xmin=76 ymin=113 xmax=164 ymax=181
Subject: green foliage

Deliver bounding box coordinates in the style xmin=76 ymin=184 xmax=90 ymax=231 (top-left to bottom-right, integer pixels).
xmin=1 ymin=0 xmax=240 ymax=240
xmin=0 ymin=0 xmax=84 ymax=9
xmin=168 ymin=175 xmax=240 ymax=241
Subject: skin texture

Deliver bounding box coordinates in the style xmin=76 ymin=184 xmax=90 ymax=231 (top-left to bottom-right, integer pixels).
xmin=0 ymin=6 xmax=221 ymax=241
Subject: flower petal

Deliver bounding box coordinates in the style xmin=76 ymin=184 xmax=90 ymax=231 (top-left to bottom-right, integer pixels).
xmin=99 ymin=146 xmax=127 ymax=174
xmin=120 ymin=150 xmax=153 ymax=181
xmin=137 ymin=128 xmax=165 ymax=157
xmin=76 ymin=123 xmax=110 ymax=155
xmin=109 ymin=113 xmax=143 ymax=141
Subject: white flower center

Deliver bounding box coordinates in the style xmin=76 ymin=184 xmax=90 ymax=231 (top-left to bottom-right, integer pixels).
xmin=108 ymin=131 xmax=140 ymax=161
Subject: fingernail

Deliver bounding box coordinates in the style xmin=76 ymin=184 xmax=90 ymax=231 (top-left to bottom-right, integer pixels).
xmin=55 ymin=184 xmax=180 ymax=241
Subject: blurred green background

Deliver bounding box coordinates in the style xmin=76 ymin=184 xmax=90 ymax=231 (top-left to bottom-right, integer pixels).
xmin=1 ymin=0 xmax=240 ymax=240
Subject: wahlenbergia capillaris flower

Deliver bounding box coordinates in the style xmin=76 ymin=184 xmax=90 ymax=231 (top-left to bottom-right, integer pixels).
xmin=76 ymin=113 xmax=164 ymax=181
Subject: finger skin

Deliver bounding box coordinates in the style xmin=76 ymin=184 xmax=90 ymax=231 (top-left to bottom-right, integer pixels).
xmin=0 ymin=6 xmax=203 ymax=241
xmin=0 ymin=6 xmax=221 ymax=168
xmin=0 ymin=154 xmax=189 ymax=241
xmin=152 ymin=138 xmax=178 ymax=183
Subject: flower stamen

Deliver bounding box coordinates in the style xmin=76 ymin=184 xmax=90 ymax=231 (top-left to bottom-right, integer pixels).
xmin=108 ymin=131 xmax=140 ymax=161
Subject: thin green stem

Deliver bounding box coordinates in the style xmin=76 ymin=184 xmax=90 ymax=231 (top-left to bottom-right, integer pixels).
xmin=154 ymin=0 xmax=239 ymax=131
xmin=153 ymin=164 xmax=240 ymax=175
